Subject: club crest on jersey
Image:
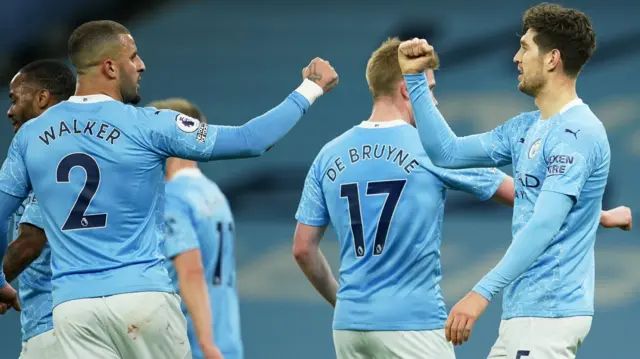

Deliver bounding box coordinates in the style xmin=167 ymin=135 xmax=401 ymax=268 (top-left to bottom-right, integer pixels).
xmin=528 ymin=139 xmax=542 ymax=159
xmin=175 ymin=114 xmax=200 ymax=133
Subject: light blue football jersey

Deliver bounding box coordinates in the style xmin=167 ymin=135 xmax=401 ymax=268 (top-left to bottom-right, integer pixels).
xmin=472 ymin=100 xmax=610 ymax=319
xmin=163 ymin=169 xmax=242 ymax=359
xmin=295 ymin=120 xmax=506 ymax=331
xmin=0 ymin=93 xmax=309 ymax=308
xmin=13 ymin=194 xmax=54 ymax=341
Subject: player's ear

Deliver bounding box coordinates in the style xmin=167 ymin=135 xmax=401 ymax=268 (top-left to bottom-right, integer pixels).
xmin=400 ymin=80 xmax=409 ymax=101
xmin=102 ymin=59 xmax=118 ymax=80
xmin=35 ymin=89 xmax=51 ymax=110
xmin=545 ymin=49 xmax=561 ymax=73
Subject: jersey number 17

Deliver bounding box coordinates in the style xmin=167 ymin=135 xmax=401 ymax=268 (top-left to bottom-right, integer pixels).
xmin=340 ymin=179 xmax=406 ymax=258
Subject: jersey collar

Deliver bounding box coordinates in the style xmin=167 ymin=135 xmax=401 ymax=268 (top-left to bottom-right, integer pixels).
xmin=357 ymin=120 xmax=408 ymax=128
xmin=559 ymin=98 xmax=584 ymax=114
xmin=67 ymin=94 xmax=117 ymax=104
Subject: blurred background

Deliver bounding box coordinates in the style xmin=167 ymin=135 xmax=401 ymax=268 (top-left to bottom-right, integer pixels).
xmin=0 ymin=0 xmax=638 ymax=358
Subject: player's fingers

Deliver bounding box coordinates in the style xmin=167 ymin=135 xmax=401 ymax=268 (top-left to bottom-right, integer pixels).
xmin=444 ymin=315 xmax=454 ymax=342
xmin=12 ymin=298 xmax=21 ymax=312
xmin=449 ymin=316 xmax=462 ymax=345
xmin=455 ymin=316 xmax=468 ymax=345
xmin=0 ymin=303 xmax=8 ymax=314
xmin=463 ymin=317 xmax=476 ymax=343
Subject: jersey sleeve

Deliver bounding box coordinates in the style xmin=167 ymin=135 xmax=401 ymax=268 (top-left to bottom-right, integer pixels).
xmin=18 ymin=194 xmax=44 ymax=230
xmin=540 ymin=127 xmax=597 ymax=201
xmin=295 ymin=158 xmax=330 ymax=227
xmin=404 ymin=73 xmax=514 ymax=168
xmin=138 ymin=91 xmax=311 ymax=161
xmin=164 ymin=194 xmax=200 ymax=259
xmin=436 ymin=167 xmax=507 ymax=201
xmin=0 ymin=132 xmax=31 ymax=199
xmin=139 ymin=108 xmax=216 ymax=161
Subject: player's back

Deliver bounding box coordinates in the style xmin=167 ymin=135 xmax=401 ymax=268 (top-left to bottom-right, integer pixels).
xmin=19 ymin=95 xmax=174 ymax=307
xmin=165 ymin=171 xmax=243 ymax=359
xmin=314 ymin=121 xmax=460 ymax=331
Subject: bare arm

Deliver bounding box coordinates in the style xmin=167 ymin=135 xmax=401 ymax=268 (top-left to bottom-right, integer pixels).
xmin=3 ymin=223 xmax=46 ymax=283
xmin=173 ymin=249 xmax=216 ymax=353
xmin=490 ymin=176 xmax=515 ymax=207
xmin=292 ymin=223 xmax=338 ymax=307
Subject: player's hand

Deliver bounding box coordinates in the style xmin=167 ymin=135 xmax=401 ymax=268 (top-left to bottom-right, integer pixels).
xmin=302 ymin=58 xmax=339 ymax=93
xmin=201 ymin=343 xmax=224 ymax=359
xmin=0 ymin=283 xmax=21 ymax=312
xmin=398 ymin=38 xmax=437 ymax=75
xmin=445 ymin=291 xmax=489 ymax=346
xmin=601 ymin=206 xmax=632 ymax=231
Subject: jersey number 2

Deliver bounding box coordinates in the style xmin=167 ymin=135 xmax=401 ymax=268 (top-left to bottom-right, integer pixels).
xmin=56 ymin=153 xmax=107 ymax=231
xmin=340 ymin=179 xmax=406 ymax=257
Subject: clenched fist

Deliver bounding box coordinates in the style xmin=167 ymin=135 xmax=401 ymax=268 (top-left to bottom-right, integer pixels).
xmin=398 ymin=38 xmax=438 ymax=75
xmin=302 ymin=58 xmax=339 ymax=93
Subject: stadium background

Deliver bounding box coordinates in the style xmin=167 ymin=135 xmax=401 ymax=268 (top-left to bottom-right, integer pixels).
xmin=0 ymin=0 xmax=638 ymax=358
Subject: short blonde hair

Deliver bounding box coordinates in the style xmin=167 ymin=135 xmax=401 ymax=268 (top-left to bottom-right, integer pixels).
xmin=366 ymin=37 xmax=440 ymax=100
xmin=147 ymin=98 xmax=206 ymax=122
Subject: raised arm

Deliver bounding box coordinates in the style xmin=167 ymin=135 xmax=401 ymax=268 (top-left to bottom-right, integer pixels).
xmin=144 ymin=58 xmax=338 ymax=162
xmin=398 ymin=39 xmax=513 ymax=169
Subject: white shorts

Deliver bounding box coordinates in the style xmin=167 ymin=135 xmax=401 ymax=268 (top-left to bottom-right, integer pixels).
xmin=487 ymin=316 xmax=592 ymax=359
xmin=20 ymin=329 xmax=64 ymax=359
xmin=52 ymin=291 xmax=191 ymax=359
xmin=333 ymin=329 xmax=455 ymax=359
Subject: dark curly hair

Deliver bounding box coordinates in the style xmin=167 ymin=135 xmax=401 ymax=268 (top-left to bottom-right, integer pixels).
xmin=522 ymin=3 xmax=596 ymax=78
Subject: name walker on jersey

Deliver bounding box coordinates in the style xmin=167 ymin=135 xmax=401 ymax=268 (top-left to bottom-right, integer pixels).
xmin=38 ymin=119 xmax=121 ymax=146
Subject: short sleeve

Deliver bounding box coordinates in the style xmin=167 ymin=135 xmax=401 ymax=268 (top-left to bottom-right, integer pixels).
xmin=541 ymin=129 xmax=596 ymax=201
xmin=18 ymin=194 xmax=44 ymax=230
xmin=138 ymin=107 xmax=217 ymax=162
xmin=0 ymin=133 xmax=30 ymax=199
xmin=164 ymin=194 xmax=200 ymax=259
xmin=295 ymin=159 xmax=330 ymax=227
xmin=436 ymin=167 xmax=507 ymax=201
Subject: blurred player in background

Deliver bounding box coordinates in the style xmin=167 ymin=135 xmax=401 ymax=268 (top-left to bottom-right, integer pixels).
xmin=0 ymin=20 xmax=337 ymax=359
xmin=150 ymin=98 xmax=242 ymax=359
xmin=399 ymin=3 xmax=625 ymax=358
xmin=3 ymin=59 xmax=75 ymax=359
xmin=293 ymin=36 xmax=631 ymax=359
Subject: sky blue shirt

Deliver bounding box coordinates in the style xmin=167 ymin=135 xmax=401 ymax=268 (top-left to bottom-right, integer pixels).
xmin=12 ymin=193 xmax=53 ymax=341
xmin=406 ymin=73 xmax=610 ymax=319
xmin=0 ymin=91 xmax=310 ymax=307
xmin=164 ymin=169 xmax=242 ymax=359
xmin=295 ymin=120 xmax=505 ymax=330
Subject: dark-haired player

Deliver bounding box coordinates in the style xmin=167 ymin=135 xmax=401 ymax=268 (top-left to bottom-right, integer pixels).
xmin=0 ymin=19 xmax=337 ymax=359
xmin=399 ymin=3 xmax=623 ymax=358
xmin=4 ymin=59 xmax=75 ymax=359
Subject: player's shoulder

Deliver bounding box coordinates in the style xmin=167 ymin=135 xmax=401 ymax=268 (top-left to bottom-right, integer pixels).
xmin=140 ymin=106 xmax=202 ymax=132
xmin=314 ymin=127 xmax=359 ymax=161
xmin=555 ymin=104 xmax=607 ymax=143
xmin=509 ymin=110 xmax=540 ymax=128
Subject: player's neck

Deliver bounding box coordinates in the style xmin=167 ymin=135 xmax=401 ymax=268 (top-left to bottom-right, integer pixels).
xmin=368 ymin=98 xmax=411 ymax=124
xmin=166 ymin=159 xmax=199 ymax=181
xmin=74 ymin=77 xmax=123 ymax=102
xmin=534 ymin=78 xmax=578 ymax=120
